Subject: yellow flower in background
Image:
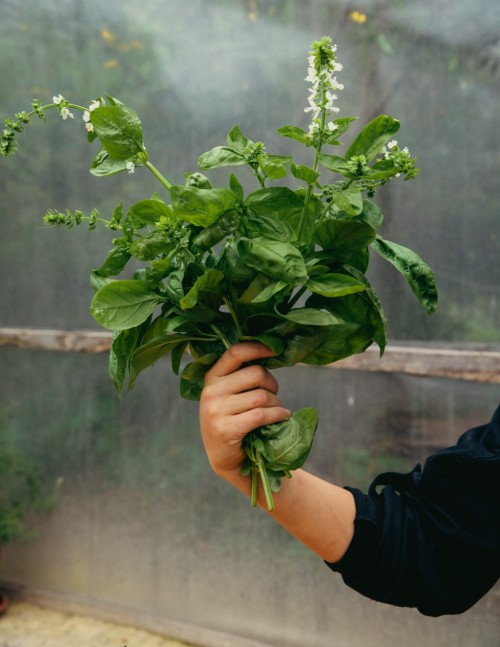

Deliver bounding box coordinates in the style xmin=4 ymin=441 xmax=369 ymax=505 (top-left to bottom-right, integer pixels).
xmin=103 ymin=59 xmax=119 ymax=70
xmin=100 ymin=28 xmax=116 ymax=42
xmin=350 ymin=11 xmax=367 ymax=24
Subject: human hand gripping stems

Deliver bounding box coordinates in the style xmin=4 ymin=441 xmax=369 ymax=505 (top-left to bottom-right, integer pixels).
xmin=1 ymin=36 xmax=437 ymax=511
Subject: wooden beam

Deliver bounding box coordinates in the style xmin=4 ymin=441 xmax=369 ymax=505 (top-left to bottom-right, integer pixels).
xmin=0 ymin=327 xmax=499 ymax=383
xmin=331 ymin=344 xmax=500 ymax=383
xmin=0 ymin=327 xmax=111 ymax=354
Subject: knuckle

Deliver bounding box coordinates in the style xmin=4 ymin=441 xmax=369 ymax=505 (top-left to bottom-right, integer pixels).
xmin=248 ymin=364 xmax=266 ymax=383
xmin=250 ymin=389 xmax=268 ymax=408
xmin=251 ymin=407 xmax=267 ymax=426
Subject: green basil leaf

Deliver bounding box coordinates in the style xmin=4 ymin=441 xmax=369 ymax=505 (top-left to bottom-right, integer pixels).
xmin=371 ymin=237 xmax=438 ymax=315
xmin=314 ymin=220 xmax=376 ymax=256
xmin=92 ymin=246 xmax=131 ymax=279
xmin=171 ymin=341 xmax=188 ymax=376
xmin=90 ymin=280 xmax=167 ymax=330
xmin=281 ymin=307 xmax=346 ymax=326
xmin=345 ymin=115 xmax=400 ymax=163
xmin=184 ymin=172 xmax=213 ymax=189
xmin=129 ymin=333 xmax=187 ymax=390
xmin=180 ymin=268 xmax=225 ymax=310
xmin=290 ymin=162 xmax=319 ymax=184
xmin=366 ymin=158 xmax=397 ymax=180
xmin=317 ymin=153 xmax=351 ymax=177
xmin=301 ymin=321 xmax=373 ymax=365
xmin=89 ymin=147 xmax=133 ymax=176
xmin=179 ymin=353 xmax=219 ymax=401
xmin=306 ymin=273 xmax=366 ymax=298
xmin=328 ymin=116 xmax=357 ymax=139
xmin=264 ymin=325 xmax=326 ymax=368
xmin=198 ymin=146 xmax=246 ymax=170
xmin=171 ymin=185 xmax=237 ymax=226
xmin=245 ymin=187 xmax=303 ymax=219
xmin=229 ymin=173 xmax=244 ymax=200
xmin=237 ymin=237 xmax=308 ymax=286
xmin=251 ymin=334 xmax=285 ymax=355
xmin=330 ymin=186 xmax=364 ymax=215
xmin=128 ymin=198 xmax=174 ymax=226
xmin=306 ymin=290 xmax=386 ymax=360
xmin=358 ymin=199 xmax=384 ymax=230
xmin=109 ymin=321 xmax=150 ymax=396
xmin=245 ymin=213 xmax=296 ymax=243
xmin=290 ymin=163 xmax=320 ymax=184
xmin=251 ymin=280 xmax=288 ymax=304
xmin=258 ymin=408 xmax=318 ymax=472
xmin=227 ymin=124 xmax=253 ymax=152
xmin=258 ymin=154 xmax=291 ymax=179
xmin=276 ymin=125 xmax=308 ymax=144
xmin=90 ymin=106 xmax=144 ymax=160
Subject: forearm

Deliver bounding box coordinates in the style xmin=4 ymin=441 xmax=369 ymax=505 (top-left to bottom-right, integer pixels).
xmin=217 ymin=467 xmax=356 ymax=564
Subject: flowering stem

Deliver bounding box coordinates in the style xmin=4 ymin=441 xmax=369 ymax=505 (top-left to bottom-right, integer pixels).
xmin=298 ymin=89 xmax=327 ymax=241
xmin=145 ymin=160 xmax=172 ymax=191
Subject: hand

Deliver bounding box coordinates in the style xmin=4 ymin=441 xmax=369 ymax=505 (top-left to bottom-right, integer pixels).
xmin=199 ymin=342 xmax=291 ymax=478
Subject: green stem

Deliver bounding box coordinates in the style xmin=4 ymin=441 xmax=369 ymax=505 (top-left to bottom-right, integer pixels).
xmin=250 ymin=466 xmax=259 ymax=507
xmin=145 ymin=160 xmax=172 ymax=191
xmin=222 ymin=295 xmax=243 ymax=339
xmin=257 ymin=452 xmax=275 ymax=512
xmin=209 ymin=323 xmax=231 ymax=350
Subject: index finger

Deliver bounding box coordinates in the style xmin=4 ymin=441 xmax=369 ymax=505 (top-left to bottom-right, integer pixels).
xmin=207 ymin=342 xmax=275 ymax=379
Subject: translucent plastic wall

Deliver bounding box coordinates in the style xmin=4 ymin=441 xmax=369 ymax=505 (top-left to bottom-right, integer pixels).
xmin=1 ymin=1 xmax=499 ymax=645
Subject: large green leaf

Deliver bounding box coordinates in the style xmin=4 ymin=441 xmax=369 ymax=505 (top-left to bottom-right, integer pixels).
xmin=307 ymin=273 xmax=366 ymax=298
xmin=301 ymin=322 xmax=373 ymax=365
xmin=258 ymin=408 xmax=318 ymax=471
xmin=314 ymin=220 xmax=376 ymax=257
xmin=245 ymin=212 xmax=296 ymax=243
xmin=245 ymin=187 xmax=303 ymax=219
xmin=127 ymin=198 xmax=174 ymax=226
xmin=90 ymin=280 xmax=167 ymax=330
xmin=170 ymin=185 xmax=237 ymax=226
xmin=129 ymin=333 xmax=188 ymax=390
xmin=237 ymin=237 xmax=308 ymax=286
xmin=92 ymin=246 xmax=131 ymax=279
xmin=371 ymin=237 xmax=438 ymax=315
xmin=264 ymin=325 xmax=326 ymax=368
xmin=198 ymin=146 xmax=246 ymax=170
xmin=90 ymin=106 xmax=144 ymax=160
xmin=345 ymin=115 xmax=400 ymax=162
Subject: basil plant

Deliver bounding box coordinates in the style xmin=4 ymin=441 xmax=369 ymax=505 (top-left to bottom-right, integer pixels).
xmin=2 ymin=37 xmax=437 ymax=510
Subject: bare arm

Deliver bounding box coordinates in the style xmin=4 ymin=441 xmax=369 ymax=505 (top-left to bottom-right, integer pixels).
xmin=199 ymin=342 xmax=356 ymax=564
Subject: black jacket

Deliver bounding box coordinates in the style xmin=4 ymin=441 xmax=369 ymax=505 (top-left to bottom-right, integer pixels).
xmin=326 ymin=404 xmax=500 ymax=616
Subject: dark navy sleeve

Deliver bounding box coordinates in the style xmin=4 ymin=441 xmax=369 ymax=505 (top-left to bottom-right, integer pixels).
xmin=326 ymin=404 xmax=500 ymax=616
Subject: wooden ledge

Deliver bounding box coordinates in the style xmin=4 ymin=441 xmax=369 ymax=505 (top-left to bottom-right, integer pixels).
xmin=0 ymin=327 xmax=499 ymax=383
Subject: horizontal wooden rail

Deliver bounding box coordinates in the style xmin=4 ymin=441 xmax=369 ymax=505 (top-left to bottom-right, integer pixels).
xmin=1 ymin=327 xmax=499 ymax=383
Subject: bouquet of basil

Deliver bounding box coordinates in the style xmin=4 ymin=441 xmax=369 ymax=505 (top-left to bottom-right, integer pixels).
xmin=1 ymin=37 xmax=437 ymax=510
